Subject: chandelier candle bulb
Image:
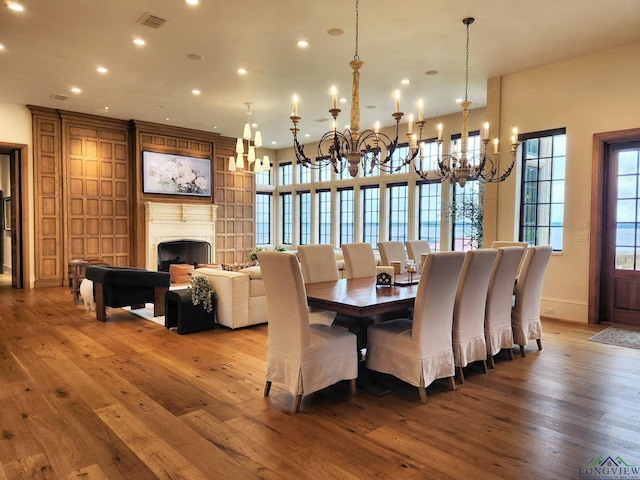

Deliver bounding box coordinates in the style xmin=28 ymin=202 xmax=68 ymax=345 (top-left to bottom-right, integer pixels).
xmin=483 ymin=122 xmax=490 ymax=140
xmin=493 ymin=138 xmax=499 ymax=154
xmin=394 ymin=90 xmax=400 ymax=113
xmin=293 ymin=95 xmax=299 ymax=117
xmin=418 ymin=99 xmax=424 ymax=121
xmin=374 ymin=121 xmax=380 ymax=134
xmin=331 ymin=86 xmax=338 ymax=109
xmin=437 ymin=123 xmax=443 ymax=142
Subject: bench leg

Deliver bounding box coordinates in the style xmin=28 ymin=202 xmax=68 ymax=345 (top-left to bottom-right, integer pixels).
xmin=94 ymin=283 xmax=107 ymax=322
xmin=153 ymin=286 xmax=169 ymax=317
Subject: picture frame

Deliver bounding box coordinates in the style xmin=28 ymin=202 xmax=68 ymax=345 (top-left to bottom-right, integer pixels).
xmin=3 ymin=197 xmax=10 ymax=231
xmin=142 ymin=151 xmax=212 ymax=197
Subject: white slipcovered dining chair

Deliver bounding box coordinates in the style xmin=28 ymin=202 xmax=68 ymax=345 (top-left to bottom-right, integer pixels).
xmin=405 ymin=240 xmax=432 ymax=266
xmin=511 ymin=245 xmax=553 ymax=357
xmin=298 ymin=244 xmax=339 ymax=326
xmin=258 ymin=251 xmax=358 ymax=413
xmin=484 ymin=246 xmax=526 ymax=368
xmin=452 ymin=249 xmax=497 ymax=383
xmin=491 ymin=240 xmax=528 ymax=274
xmin=342 ymin=242 xmax=393 ymax=279
xmin=378 ymin=241 xmax=409 ymax=271
xmin=366 ymin=251 xmax=465 ymax=403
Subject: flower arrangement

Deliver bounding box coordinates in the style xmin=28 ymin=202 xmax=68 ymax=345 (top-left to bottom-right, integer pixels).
xmin=190 ymin=275 xmax=217 ymax=313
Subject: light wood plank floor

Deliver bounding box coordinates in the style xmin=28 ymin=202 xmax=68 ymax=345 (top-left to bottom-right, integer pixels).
xmin=1 ymin=286 xmax=640 ymax=479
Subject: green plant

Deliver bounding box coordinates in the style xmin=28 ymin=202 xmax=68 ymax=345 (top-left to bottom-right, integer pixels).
xmin=190 ymin=275 xmax=217 ymax=313
xmin=247 ymin=246 xmax=267 ymax=262
xmin=448 ymin=187 xmax=484 ymax=249
xmin=248 ymin=246 xmax=287 ymax=262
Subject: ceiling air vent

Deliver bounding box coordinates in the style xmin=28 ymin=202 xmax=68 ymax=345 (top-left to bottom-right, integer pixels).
xmin=137 ymin=12 xmax=166 ymax=28
xmin=50 ymin=93 xmax=69 ymax=101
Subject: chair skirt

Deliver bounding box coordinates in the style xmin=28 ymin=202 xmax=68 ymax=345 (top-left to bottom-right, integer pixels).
xmin=266 ymin=323 xmax=357 ymax=396
xmin=367 ymin=319 xmax=455 ymax=389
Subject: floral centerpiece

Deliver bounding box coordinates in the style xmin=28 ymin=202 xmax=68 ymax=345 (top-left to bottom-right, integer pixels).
xmin=190 ymin=275 xmax=217 ymax=313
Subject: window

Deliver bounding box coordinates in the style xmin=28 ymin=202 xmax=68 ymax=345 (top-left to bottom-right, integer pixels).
xmin=451 ymin=181 xmax=482 ymax=251
xmin=255 ymin=168 xmax=270 ymax=186
xmin=298 ymin=191 xmax=311 ymax=245
xmin=362 ymin=185 xmax=380 ymax=247
xmin=390 ymin=143 xmax=411 ymax=174
xmin=388 ymin=183 xmax=408 ymax=242
xmin=415 ymin=138 xmax=439 ymax=174
xmin=520 ymin=128 xmax=566 ymax=251
xmin=418 ymin=181 xmax=441 ymax=251
xmin=317 ymin=189 xmax=332 ymax=244
xmin=281 ymin=192 xmax=292 ymax=245
xmin=451 ymin=131 xmax=482 ymax=251
xmin=298 ymin=164 xmax=310 ymax=184
xmin=339 ymin=187 xmax=354 ymax=245
xmin=318 ymin=165 xmax=332 ymax=183
xmin=279 ymin=162 xmax=292 ymax=186
xmin=255 ymin=192 xmax=271 ymax=245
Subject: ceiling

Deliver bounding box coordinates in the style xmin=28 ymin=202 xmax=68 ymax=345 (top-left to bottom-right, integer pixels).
xmin=1 ymin=0 xmax=639 ymax=149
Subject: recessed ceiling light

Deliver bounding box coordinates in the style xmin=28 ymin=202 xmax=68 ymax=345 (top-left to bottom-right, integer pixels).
xmin=237 ymin=67 xmax=247 ymax=75
xmin=327 ymin=28 xmax=344 ymax=36
xmin=401 ymin=79 xmax=410 ymax=85
xmin=187 ymin=53 xmax=204 ymax=60
xmin=185 ymin=0 xmax=199 ymax=5
xmin=70 ymin=87 xmax=81 ymax=93
xmin=192 ymin=89 xmax=201 ymax=95
xmin=0 ymin=44 xmax=5 ymax=51
xmin=165 ymin=117 xmax=170 ymax=121
xmin=297 ymin=40 xmax=308 ymax=48
xmin=104 ymin=106 xmax=110 ymax=111
xmin=133 ymin=38 xmax=145 ymax=46
xmin=96 ymin=66 xmax=107 ymax=73
xmin=425 ymin=70 xmax=439 ymax=76
xmin=339 ymin=98 xmax=347 ymax=104
xmin=271 ymin=141 xmax=277 ymax=145
xmin=304 ymin=133 xmax=310 ymax=137
xmin=7 ymin=2 xmax=24 ymax=12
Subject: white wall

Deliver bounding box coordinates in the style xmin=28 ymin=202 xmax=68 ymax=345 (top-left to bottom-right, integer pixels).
xmin=491 ymin=41 xmax=640 ymax=322
xmin=0 ymin=101 xmax=34 ymax=286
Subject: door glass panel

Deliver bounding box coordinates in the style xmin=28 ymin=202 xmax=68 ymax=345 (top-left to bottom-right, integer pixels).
xmin=615 ymin=148 xmax=640 ymax=270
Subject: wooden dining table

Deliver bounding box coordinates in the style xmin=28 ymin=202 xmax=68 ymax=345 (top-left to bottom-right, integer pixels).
xmin=305 ymin=276 xmax=418 ymax=318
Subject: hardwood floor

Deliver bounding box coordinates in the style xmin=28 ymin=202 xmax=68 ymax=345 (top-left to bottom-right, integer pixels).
xmin=1 ymin=286 xmax=639 ymax=479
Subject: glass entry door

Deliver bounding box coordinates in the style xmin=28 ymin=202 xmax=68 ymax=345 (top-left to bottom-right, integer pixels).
xmin=606 ymin=142 xmax=640 ymax=325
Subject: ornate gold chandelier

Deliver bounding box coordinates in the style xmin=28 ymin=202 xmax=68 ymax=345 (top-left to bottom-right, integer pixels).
xmin=289 ymin=0 xmax=414 ymax=178
xmin=411 ymin=18 xmax=519 ymax=187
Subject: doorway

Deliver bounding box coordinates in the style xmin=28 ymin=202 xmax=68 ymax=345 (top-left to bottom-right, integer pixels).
xmin=0 ymin=142 xmax=28 ymax=289
xmin=590 ymin=128 xmax=640 ymax=324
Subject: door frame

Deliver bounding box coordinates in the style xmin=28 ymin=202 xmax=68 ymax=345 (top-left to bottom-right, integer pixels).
xmin=0 ymin=142 xmax=29 ymax=289
xmin=589 ymin=127 xmax=640 ymax=323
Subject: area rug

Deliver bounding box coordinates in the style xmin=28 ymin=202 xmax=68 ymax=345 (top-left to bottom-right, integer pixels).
xmin=589 ymin=324 xmax=640 ymax=350
xmin=122 ymin=304 xmax=165 ymax=326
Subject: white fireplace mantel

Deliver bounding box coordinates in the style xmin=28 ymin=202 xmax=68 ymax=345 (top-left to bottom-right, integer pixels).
xmin=145 ymin=202 xmax=217 ymax=271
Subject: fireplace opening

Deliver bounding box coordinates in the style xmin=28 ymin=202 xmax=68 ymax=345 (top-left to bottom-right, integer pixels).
xmin=157 ymin=240 xmax=211 ymax=271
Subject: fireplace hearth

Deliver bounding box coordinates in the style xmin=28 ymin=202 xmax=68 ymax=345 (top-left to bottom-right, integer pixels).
xmin=157 ymin=240 xmax=211 ymax=271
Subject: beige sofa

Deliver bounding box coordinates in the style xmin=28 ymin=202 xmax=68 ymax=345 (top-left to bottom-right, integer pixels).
xmin=193 ymin=266 xmax=267 ymax=329
xmin=193 ymin=248 xmax=381 ymax=329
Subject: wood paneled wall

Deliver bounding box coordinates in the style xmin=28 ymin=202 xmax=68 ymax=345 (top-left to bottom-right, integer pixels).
xmin=214 ymin=138 xmax=256 ymax=264
xmin=29 ymin=108 xmax=256 ymax=287
xmin=30 ymin=107 xmax=62 ymax=287
xmin=63 ymin=113 xmax=131 ymax=267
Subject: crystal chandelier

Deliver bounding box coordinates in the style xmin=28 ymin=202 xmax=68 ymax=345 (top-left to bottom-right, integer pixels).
xmin=411 ymin=18 xmax=519 ymax=187
xmin=229 ymin=103 xmax=270 ymax=173
xmin=289 ymin=0 xmax=416 ymax=178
